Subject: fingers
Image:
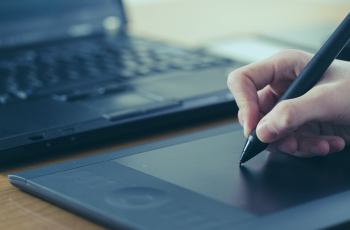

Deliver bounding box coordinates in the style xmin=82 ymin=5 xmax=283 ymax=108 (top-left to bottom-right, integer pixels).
xmin=256 ymin=86 xmax=334 ymax=143
xmin=227 ymin=49 xmax=312 ymax=136
xmin=229 ymin=49 xmax=350 ymax=159
xmin=267 ymin=133 xmax=345 ymax=158
xmin=267 ymin=135 xmax=345 ymax=158
xmin=257 ymin=85 xmax=279 ymax=115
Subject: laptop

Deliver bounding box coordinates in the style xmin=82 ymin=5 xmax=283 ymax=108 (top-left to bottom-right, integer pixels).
xmin=9 ymin=122 xmax=350 ymax=229
xmin=0 ymin=0 xmax=243 ymax=160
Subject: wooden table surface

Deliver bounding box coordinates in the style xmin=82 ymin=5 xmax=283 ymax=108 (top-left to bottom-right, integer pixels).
xmin=1 ymin=0 xmax=350 ymax=229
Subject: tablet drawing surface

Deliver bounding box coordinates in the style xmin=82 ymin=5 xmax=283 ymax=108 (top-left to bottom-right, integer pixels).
xmin=116 ymin=130 xmax=350 ymax=215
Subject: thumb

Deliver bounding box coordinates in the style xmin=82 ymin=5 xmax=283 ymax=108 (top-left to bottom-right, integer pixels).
xmin=256 ymin=92 xmax=327 ymax=143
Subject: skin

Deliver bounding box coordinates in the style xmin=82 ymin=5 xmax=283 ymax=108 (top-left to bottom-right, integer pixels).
xmin=227 ymin=49 xmax=350 ymax=158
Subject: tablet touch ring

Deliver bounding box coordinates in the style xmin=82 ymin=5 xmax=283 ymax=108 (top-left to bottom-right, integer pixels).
xmin=105 ymin=187 xmax=170 ymax=209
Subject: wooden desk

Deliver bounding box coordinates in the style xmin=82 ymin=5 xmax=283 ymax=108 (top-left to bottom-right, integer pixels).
xmin=1 ymin=1 xmax=350 ymax=229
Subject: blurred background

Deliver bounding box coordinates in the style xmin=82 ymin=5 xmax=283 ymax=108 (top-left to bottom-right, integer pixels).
xmin=122 ymin=0 xmax=350 ymax=62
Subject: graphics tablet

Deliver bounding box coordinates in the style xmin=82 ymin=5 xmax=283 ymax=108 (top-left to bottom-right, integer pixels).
xmin=8 ymin=123 xmax=350 ymax=230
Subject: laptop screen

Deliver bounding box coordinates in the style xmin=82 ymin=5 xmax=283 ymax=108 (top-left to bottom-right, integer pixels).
xmin=0 ymin=0 xmax=101 ymax=21
xmin=0 ymin=0 xmax=126 ymax=49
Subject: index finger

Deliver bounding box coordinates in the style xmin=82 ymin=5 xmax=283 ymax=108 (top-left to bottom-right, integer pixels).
xmin=227 ymin=49 xmax=310 ymax=136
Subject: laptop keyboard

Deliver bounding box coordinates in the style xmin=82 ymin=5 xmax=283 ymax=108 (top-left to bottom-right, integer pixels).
xmin=0 ymin=37 xmax=233 ymax=105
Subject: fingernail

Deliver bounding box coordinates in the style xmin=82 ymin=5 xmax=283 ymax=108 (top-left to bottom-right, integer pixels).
xmin=278 ymin=143 xmax=291 ymax=154
xmin=257 ymin=120 xmax=277 ymax=142
xmin=310 ymin=146 xmax=320 ymax=155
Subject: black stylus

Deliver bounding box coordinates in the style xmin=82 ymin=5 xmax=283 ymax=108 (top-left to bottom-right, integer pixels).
xmin=239 ymin=12 xmax=350 ymax=165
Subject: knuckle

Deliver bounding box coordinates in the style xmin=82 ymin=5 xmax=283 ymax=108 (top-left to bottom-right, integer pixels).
xmin=274 ymin=49 xmax=311 ymax=68
xmin=274 ymin=101 xmax=299 ymax=131
xmin=235 ymin=94 xmax=256 ymax=112
xmin=273 ymin=49 xmax=295 ymax=59
xmin=227 ymin=69 xmax=244 ymax=87
xmin=227 ymin=70 xmax=236 ymax=85
xmin=237 ymin=110 xmax=244 ymax=126
xmin=236 ymin=99 xmax=246 ymax=111
xmin=276 ymin=48 xmax=302 ymax=57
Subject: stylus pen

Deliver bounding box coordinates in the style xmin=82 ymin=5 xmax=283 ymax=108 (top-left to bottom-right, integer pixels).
xmin=239 ymin=12 xmax=350 ymax=165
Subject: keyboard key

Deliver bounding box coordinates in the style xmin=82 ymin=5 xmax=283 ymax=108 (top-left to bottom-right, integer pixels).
xmin=0 ymin=93 xmax=21 ymax=105
xmin=122 ymin=60 xmax=139 ymax=69
xmin=136 ymin=66 xmax=152 ymax=75
xmin=25 ymin=71 xmax=39 ymax=80
xmin=0 ymin=94 xmax=9 ymax=104
xmin=28 ymin=79 xmax=44 ymax=88
xmin=119 ymin=70 xmax=137 ymax=78
xmin=66 ymin=70 xmax=80 ymax=80
xmin=53 ymin=90 xmax=91 ymax=102
xmin=8 ymin=89 xmax=30 ymax=100
xmin=0 ymin=60 xmax=16 ymax=70
xmin=138 ymin=57 xmax=155 ymax=65
xmin=152 ymin=63 xmax=170 ymax=72
xmin=97 ymin=83 xmax=125 ymax=94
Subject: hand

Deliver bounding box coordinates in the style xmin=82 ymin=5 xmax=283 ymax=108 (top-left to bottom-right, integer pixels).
xmin=227 ymin=49 xmax=350 ymax=157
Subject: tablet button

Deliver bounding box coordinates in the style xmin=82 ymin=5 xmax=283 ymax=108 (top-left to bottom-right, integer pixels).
xmin=105 ymin=187 xmax=169 ymax=209
xmin=124 ymin=194 xmax=154 ymax=205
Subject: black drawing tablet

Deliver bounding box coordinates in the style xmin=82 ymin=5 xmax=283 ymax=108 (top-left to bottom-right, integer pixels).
xmin=9 ymin=123 xmax=350 ymax=229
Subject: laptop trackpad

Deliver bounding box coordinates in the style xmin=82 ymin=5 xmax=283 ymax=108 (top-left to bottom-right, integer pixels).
xmin=78 ymin=91 xmax=177 ymax=114
xmin=79 ymin=92 xmax=155 ymax=113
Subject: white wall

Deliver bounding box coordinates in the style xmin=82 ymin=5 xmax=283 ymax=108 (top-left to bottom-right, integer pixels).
xmin=124 ymin=0 xmax=350 ymax=6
